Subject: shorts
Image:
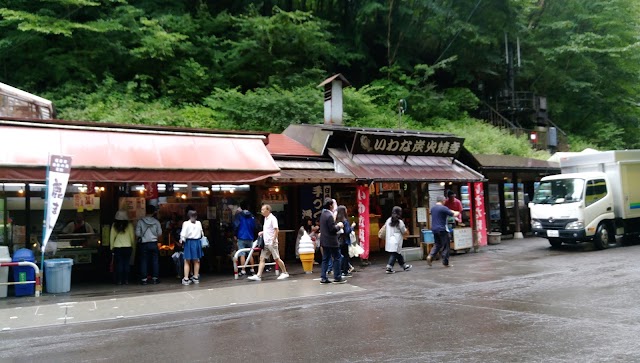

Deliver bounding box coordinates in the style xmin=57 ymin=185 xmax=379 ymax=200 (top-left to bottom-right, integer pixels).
xmin=184 ymin=238 xmax=204 ymax=260
xmin=237 ymin=239 xmax=253 ymax=257
xmin=260 ymin=243 xmax=280 ymax=260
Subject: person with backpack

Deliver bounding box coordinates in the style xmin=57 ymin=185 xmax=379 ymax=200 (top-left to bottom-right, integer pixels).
xmin=234 ymin=202 xmax=257 ymax=276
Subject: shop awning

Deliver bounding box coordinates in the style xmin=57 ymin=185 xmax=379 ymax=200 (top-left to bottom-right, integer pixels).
xmin=329 ymin=148 xmax=484 ymax=182
xmin=270 ymin=160 xmax=354 ymax=184
xmin=0 ymin=122 xmax=280 ymax=183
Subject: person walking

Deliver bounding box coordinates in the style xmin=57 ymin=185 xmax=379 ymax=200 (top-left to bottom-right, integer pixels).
xmin=179 ymin=210 xmax=204 ymax=285
xmin=336 ymin=205 xmax=354 ymax=277
xmin=319 ymin=197 xmax=346 ymax=284
xmin=248 ymin=204 xmax=290 ymax=281
xmin=383 ymin=206 xmax=412 ymax=274
xmin=427 ymin=195 xmax=460 ymax=268
xmin=110 ymin=210 xmax=135 ymax=285
xmin=136 ymin=205 xmax=163 ymax=285
xmin=234 ymin=202 xmax=258 ymax=276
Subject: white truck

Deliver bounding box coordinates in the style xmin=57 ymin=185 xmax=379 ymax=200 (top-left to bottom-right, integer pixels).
xmin=530 ymin=150 xmax=640 ymax=249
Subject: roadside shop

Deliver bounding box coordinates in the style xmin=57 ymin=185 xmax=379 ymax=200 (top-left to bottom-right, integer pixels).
xmin=282 ymin=123 xmax=487 ymax=258
xmin=470 ymin=154 xmax=560 ymax=238
xmin=0 ymin=117 xmax=280 ymax=284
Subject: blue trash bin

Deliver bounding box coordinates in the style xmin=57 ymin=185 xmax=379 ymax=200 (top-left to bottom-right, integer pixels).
xmin=12 ymin=248 xmax=35 ymax=297
xmin=421 ymin=229 xmax=434 ymax=243
xmin=44 ymin=258 xmax=74 ymax=294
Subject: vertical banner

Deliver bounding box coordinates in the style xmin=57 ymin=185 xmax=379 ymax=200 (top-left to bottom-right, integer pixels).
xmin=300 ymin=185 xmax=331 ymax=222
xmin=473 ymin=182 xmax=487 ymax=246
xmin=144 ymin=182 xmax=158 ymax=200
xmin=42 ymin=155 xmax=72 ymax=252
xmin=356 ymin=185 xmax=370 ymax=259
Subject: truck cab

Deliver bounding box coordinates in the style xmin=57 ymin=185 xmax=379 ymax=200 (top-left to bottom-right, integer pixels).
xmin=530 ymin=172 xmax=615 ymax=249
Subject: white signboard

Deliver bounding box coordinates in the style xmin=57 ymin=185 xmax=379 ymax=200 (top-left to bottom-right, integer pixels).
xmin=42 ymin=155 xmax=72 ymax=252
xmin=453 ymin=227 xmax=473 ymax=250
xmin=416 ymin=207 xmax=427 ymax=223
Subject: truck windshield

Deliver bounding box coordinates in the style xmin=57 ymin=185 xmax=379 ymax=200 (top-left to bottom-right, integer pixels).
xmin=533 ymin=179 xmax=585 ymax=204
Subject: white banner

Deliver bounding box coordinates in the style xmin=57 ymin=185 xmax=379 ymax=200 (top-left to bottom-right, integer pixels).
xmin=42 ymin=155 xmax=72 ymax=252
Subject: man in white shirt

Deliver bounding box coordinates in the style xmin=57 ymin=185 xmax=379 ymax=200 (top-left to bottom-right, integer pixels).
xmin=248 ymin=204 xmax=289 ymax=281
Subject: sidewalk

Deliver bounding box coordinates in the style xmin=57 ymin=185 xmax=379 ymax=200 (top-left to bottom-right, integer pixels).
xmin=0 ymin=241 xmax=514 ymax=307
xmin=0 ymin=239 xmax=524 ymax=331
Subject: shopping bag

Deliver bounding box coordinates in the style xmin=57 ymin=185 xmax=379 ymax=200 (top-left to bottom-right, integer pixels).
xmin=378 ymin=224 xmax=386 ymax=239
xmin=200 ymin=236 xmax=210 ymax=248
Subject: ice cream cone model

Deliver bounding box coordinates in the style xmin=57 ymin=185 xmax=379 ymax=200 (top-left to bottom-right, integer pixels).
xmin=298 ymin=231 xmax=316 ymax=274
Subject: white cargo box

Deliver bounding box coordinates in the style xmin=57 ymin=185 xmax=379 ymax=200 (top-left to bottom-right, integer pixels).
xmin=560 ymin=150 xmax=640 ymax=220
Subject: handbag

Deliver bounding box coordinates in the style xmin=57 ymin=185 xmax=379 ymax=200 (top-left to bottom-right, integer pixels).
xmin=200 ymin=236 xmax=210 ymax=248
xmin=378 ymin=224 xmax=387 ymax=239
xmin=255 ymin=235 xmax=265 ymax=249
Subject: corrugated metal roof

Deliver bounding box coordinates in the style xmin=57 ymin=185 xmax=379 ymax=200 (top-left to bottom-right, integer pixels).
xmin=271 ymin=169 xmax=355 ymax=184
xmin=329 ymin=148 xmax=484 ymax=182
xmin=475 ymin=154 xmax=559 ymax=171
xmin=267 ymin=133 xmax=321 ymax=157
xmin=275 ymin=160 xmax=334 ymax=170
xmin=271 ymin=159 xmax=353 ymax=184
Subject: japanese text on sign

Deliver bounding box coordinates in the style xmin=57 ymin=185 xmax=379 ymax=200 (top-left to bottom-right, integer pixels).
xmin=301 ymin=185 xmax=331 ymax=221
xmin=351 ymin=132 xmax=464 ymax=158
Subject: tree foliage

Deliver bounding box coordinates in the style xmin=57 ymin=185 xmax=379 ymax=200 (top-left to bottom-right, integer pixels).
xmin=1 ymin=0 xmax=638 ymax=155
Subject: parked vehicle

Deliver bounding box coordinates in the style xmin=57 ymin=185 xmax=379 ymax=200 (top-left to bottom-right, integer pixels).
xmin=530 ymin=150 xmax=640 ymax=249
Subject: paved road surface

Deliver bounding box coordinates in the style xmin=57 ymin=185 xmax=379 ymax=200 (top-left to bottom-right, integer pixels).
xmin=2 ymin=237 xmax=640 ymax=362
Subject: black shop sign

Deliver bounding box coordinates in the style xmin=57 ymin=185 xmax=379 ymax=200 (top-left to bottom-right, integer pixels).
xmin=351 ymin=132 xmax=464 ymax=158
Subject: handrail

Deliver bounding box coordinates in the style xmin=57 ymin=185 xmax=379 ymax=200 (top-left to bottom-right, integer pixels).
xmin=482 ymin=102 xmax=523 ymax=130
xmin=0 ymin=261 xmax=42 ymax=297
xmin=232 ymin=243 xmax=279 ymax=280
xmin=546 ymin=117 xmax=567 ymax=136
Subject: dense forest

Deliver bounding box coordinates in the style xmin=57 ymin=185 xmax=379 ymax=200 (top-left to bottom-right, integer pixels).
xmin=1 ymin=1 xmax=639 ymax=156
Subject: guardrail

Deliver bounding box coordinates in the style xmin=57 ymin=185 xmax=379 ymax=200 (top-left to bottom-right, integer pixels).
xmin=232 ymin=244 xmax=280 ymax=280
xmin=0 ymin=261 xmax=42 ymax=297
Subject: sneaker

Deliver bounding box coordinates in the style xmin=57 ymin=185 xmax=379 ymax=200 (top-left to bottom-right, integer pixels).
xmin=247 ymin=275 xmax=262 ymax=281
xmin=277 ymin=272 xmax=290 ymax=280
xmin=320 ymin=279 xmax=331 ymax=284
xmin=427 ymin=255 xmax=433 ymax=267
xmin=386 ymin=268 xmax=396 ymax=274
xmin=152 ymin=278 xmax=160 ymax=284
xmin=341 ymin=272 xmax=353 ymax=278
xmin=403 ymin=264 xmax=413 ymax=271
xmin=140 ymin=279 xmax=148 ymax=285
xmin=443 ymin=264 xmax=452 ymax=268
xmin=182 ymin=278 xmax=191 ymax=286
xmin=348 ymin=266 xmax=356 ymax=273
xmin=192 ymin=275 xmax=200 ymax=284
xmin=239 ymin=270 xmax=246 ymax=276
xmin=332 ymin=278 xmax=347 ymax=284
xmin=313 ymin=261 xmax=320 ymax=265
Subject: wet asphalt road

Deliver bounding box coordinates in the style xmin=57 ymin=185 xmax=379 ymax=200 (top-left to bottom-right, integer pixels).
xmin=2 ymin=236 xmax=640 ymax=362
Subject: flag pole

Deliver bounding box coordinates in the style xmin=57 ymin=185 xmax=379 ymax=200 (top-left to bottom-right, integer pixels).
xmin=41 ymin=154 xmax=51 ymax=273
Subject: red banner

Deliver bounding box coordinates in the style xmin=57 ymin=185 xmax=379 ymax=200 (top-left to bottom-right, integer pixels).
xmin=473 ymin=182 xmax=487 ymax=246
xmin=144 ymin=182 xmax=158 ymax=200
xmin=356 ymin=185 xmax=370 ymax=259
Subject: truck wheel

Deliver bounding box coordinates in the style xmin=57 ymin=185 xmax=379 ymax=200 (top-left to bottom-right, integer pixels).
xmin=593 ymin=223 xmax=611 ymax=250
xmin=548 ymin=238 xmax=562 ymax=248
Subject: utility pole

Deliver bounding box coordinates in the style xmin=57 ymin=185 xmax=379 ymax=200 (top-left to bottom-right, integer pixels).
xmin=398 ymin=99 xmax=407 ymax=129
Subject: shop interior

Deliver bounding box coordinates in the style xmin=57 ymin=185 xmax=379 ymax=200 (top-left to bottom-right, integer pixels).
xmin=0 ymin=182 xmax=298 ymax=283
